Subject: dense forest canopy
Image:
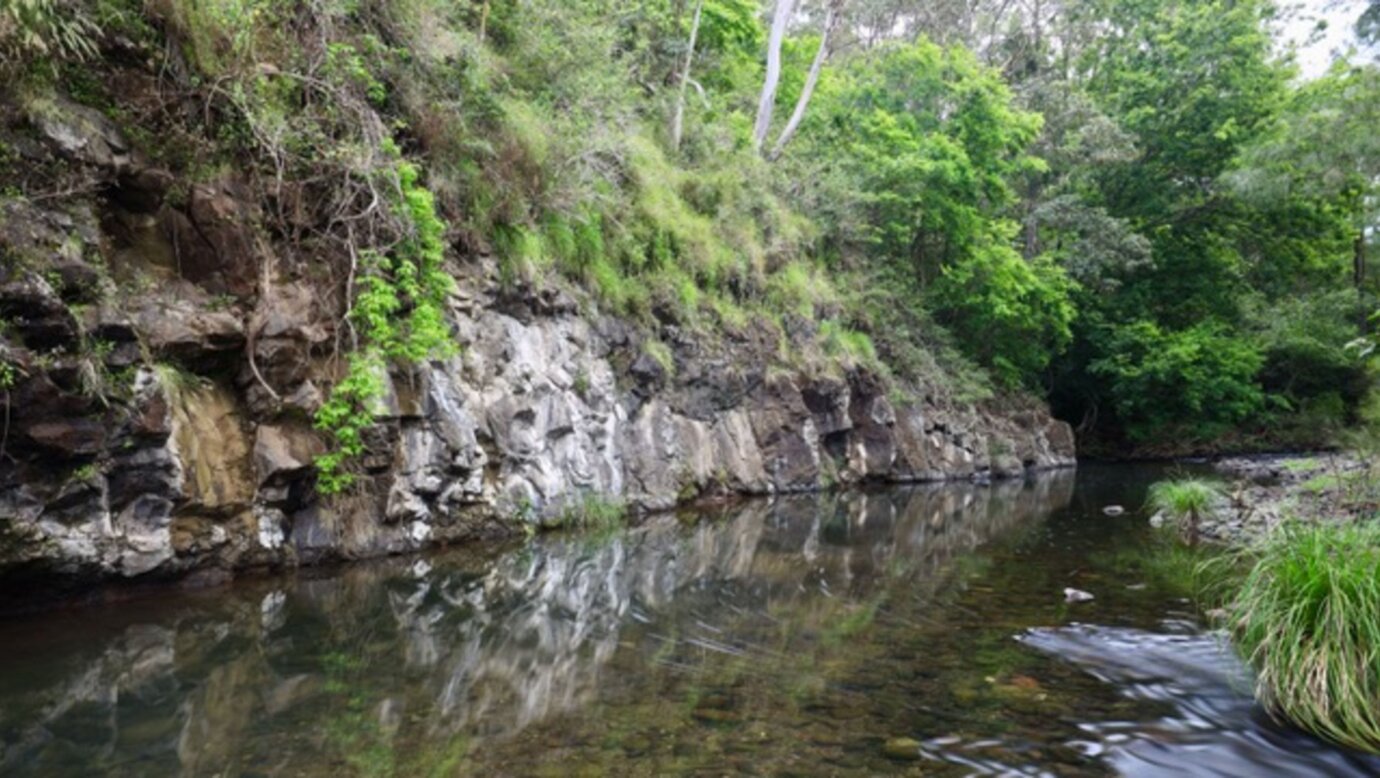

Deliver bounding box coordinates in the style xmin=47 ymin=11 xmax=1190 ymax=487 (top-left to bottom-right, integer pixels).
xmin=3 ymin=0 xmax=1379 ymax=463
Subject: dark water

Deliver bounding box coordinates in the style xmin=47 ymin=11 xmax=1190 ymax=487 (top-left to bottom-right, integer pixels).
xmin=1 ymin=465 xmax=1377 ymax=777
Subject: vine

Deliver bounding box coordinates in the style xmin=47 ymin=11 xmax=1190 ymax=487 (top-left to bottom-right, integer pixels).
xmin=313 ymin=150 xmax=456 ymax=495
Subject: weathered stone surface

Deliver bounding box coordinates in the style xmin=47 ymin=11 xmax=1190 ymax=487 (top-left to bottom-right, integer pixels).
xmin=25 ymin=419 xmax=106 ymax=458
xmin=33 ymin=96 xmax=132 ymax=172
xmin=253 ymin=424 xmax=322 ymax=488
xmin=136 ymin=292 xmax=246 ymax=370
xmin=749 ymin=376 xmax=822 ymax=492
xmin=0 ymin=192 xmax=1076 ymax=594
xmin=0 ymin=277 xmax=80 ymax=351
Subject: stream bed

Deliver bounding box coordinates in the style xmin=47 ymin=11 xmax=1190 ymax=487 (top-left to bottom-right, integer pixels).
xmin=1 ymin=464 xmax=1377 ymax=776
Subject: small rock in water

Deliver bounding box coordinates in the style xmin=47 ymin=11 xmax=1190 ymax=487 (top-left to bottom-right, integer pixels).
xmin=882 ymin=737 xmax=922 ymax=761
xmin=1064 ymin=587 xmax=1095 ymax=603
xmin=1102 ymin=505 xmax=1126 ymax=516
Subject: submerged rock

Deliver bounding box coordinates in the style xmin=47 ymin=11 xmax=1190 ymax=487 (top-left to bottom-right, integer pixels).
xmin=883 ymin=737 xmax=923 ymax=761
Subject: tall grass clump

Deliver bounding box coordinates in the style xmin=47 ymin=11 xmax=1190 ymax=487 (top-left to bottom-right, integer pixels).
xmin=552 ymin=493 xmax=627 ymax=533
xmin=1146 ymin=478 xmax=1225 ymax=544
xmin=1229 ymin=521 xmax=1380 ymax=752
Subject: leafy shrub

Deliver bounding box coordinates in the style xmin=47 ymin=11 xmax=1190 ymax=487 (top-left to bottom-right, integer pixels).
xmin=314 ymin=153 xmax=457 ymax=495
xmin=1090 ymin=320 xmax=1266 ymax=442
xmin=930 ymin=236 xmax=1077 ymax=387
xmin=1228 ymin=522 xmax=1380 ymax=752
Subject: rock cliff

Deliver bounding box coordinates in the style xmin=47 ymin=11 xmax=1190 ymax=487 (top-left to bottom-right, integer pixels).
xmin=0 ymin=90 xmax=1074 ymax=599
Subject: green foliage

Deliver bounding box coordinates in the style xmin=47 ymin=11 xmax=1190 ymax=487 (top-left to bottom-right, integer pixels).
xmin=930 ymin=235 xmax=1076 ymax=386
xmin=1039 ymin=0 xmax=1376 ymax=449
xmin=1090 ymin=321 xmax=1265 ymax=442
xmin=1247 ymin=290 xmax=1368 ymax=418
xmin=0 ymin=0 xmax=99 ymax=63
xmin=314 ymin=153 xmax=457 ymax=495
xmin=817 ymin=320 xmax=876 ymax=368
xmin=37 ymin=0 xmax=1380 ymax=458
xmin=552 ymin=492 xmax=627 ymax=533
xmin=1227 ymin=522 xmax=1380 ymax=752
xmin=1146 ymin=478 xmax=1225 ymax=541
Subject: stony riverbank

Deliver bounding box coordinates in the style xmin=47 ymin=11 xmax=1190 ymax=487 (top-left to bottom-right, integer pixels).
xmin=1175 ymin=453 xmax=1378 ymax=544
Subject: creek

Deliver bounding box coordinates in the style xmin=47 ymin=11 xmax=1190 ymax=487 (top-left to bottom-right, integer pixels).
xmin=1 ymin=465 xmax=1376 ymax=776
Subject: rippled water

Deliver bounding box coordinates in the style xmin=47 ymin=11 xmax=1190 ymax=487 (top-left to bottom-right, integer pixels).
xmin=1 ymin=465 xmax=1376 ymax=777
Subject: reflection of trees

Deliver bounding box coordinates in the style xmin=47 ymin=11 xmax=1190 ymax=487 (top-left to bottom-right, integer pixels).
xmin=0 ymin=473 xmax=1072 ymax=775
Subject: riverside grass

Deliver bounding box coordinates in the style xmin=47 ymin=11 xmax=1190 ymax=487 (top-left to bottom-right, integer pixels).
xmin=1146 ymin=478 xmax=1225 ymax=543
xmin=1228 ymin=521 xmax=1380 ymax=752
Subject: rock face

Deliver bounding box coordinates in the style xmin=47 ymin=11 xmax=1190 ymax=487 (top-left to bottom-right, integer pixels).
xmin=0 ymin=84 xmax=1075 ymax=601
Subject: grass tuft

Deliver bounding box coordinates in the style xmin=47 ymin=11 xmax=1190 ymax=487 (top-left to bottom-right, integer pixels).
xmin=1226 ymin=521 xmax=1380 ymax=753
xmin=1146 ymin=478 xmax=1225 ymax=543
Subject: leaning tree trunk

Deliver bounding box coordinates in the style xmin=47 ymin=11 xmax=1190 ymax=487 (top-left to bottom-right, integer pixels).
xmin=671 ymin=0 xmax=706 ymax=152
xmin=753 ymin=0 xmax=797 ymax=153
xmin=768 ymin=0 xmax=841 ymax=161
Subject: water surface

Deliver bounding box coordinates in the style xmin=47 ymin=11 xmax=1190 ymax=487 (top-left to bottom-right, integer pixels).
xmin=1 ymin=465 xmax=1376 ymax=776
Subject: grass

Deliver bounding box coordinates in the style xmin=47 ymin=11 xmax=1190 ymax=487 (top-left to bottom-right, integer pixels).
xmin=1226 ymin=521 xmax=1380 ymax=752
xmin=1146 ymin=478 xmax=1225 ymax=544
xmin=552 ymin=493 xmax=627 ymax=533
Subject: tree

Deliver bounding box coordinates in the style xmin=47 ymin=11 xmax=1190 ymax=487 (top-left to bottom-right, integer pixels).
xmin=753 ymin=0 xmax=796 ymax=151
xmin=768 ymin=0 xmax=844 ymax=160
xmin=1230 ymin=64 xmax=1380 ymax=327
xmin=671 ymin=0 xmax=706 ymax=151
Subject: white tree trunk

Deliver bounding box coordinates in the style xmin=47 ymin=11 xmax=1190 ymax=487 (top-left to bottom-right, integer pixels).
xmin=671 ymin=0 xmax=706 ymax=152
xmin=769 ymin=1 xmax=840 ymax=161
xmin=753 ymin=0 xmax=797 ymax=152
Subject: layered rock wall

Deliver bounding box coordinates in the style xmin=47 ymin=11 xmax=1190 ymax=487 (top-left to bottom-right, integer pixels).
xmin=0 ymin=91 xmax=1074 ymax=595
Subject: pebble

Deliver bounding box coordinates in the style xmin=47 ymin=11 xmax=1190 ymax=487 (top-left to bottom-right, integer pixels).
xmin=1064 ymin=588 xmax=1095 ymax=603
xmin=1102 ymin=505 xmax=1126 ymax=516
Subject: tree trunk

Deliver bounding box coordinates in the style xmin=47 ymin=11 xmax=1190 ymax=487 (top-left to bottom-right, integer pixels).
xmin=671 ymin=0 xmax=706 ymax=152
xmin=753 ymin=0 xmax=797 ymax=153
xmin=768 ymin=0 xmax=840 ymax=161
xmin=1356 ymin=228 xmax=1368 ymax=333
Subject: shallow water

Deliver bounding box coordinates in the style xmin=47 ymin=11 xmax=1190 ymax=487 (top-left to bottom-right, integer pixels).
xmin=1 ymin=465 xmax=1377 ymax=777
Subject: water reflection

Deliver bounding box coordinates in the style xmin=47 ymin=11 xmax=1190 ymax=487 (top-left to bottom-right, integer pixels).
xmin=0 ymin=476 xmax=1072 ymax=776
xmin=8 ymin=467 xmax=1375 ymax=776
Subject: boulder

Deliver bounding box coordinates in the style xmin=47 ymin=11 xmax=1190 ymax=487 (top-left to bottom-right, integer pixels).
xmin=137 ymin=295 xmax=245 ymax=371
xmin=33 ymin=96 xmax=132 ymax=173
xmin=253 ymin=424 xmax=322 ymax=488
xmin=748 ymin=376 xmax=821 ymax=491
xmin=24 ymin=418 xmax=106 ymax=458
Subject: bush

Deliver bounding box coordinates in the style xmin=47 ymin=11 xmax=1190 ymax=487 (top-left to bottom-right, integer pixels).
xmin=1090 ymin=320 xmax=1266 ymax=442
xmin=1227 ymin=521 xmax=1380 ymax=752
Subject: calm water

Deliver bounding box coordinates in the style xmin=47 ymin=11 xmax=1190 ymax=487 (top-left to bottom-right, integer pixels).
xmin=1 ymin=465 xmax=1377 ymax=777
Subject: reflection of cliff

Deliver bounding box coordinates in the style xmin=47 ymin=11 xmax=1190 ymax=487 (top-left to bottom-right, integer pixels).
xmin=0 ymin=473 xmax=1073 ymax=775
